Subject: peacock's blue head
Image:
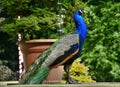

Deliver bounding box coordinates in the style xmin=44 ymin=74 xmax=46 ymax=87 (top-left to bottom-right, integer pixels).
xmin=78 ymin=8 xmax=85 ymax=15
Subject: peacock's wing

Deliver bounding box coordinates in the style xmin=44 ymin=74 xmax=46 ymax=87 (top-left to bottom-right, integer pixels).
xmin=41 ymin=34 xmax=80 ymax=68
xmin=19 ymin=34 xmax=79 ymax=84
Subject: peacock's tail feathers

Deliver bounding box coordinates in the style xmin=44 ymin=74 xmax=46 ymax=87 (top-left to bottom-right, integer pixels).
xmin=20 ymin=34 xmax=79 ymax=84
xmin=19 ymin=38 xmax=61 ymax=84
xmin=26 ymin=67 xmax=49 ymax=84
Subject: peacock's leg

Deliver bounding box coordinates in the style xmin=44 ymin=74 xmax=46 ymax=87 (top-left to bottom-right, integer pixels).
xmin=64 ymin=64 xmax=78 ymax=84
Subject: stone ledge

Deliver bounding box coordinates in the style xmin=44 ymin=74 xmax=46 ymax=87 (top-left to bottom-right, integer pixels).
xmin=0 ymin=81 xmax=19 ymax=85
xmin=1 ymin=81 xmax=120 ymax=87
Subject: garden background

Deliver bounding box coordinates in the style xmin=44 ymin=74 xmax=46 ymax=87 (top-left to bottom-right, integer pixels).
xmin=0 ymin=0 xmax=120 ymax=82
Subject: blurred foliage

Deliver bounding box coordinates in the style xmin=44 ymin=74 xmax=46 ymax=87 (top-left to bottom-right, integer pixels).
xmin=0 ymin=32 xmax=18 ymax=71
xmin=71 ymin=59 xmax=95 ymax=82
xmin=0 ymin=60 xmax=18 ymax=81
xmin=63 ymin=59 xmax=95 ymax=83
xmin=0 ymin=0 xmax=59 ymax=41
xmin=81 ymin=1 xmax=120 ymax=81
xmin=0 ymin=65 xmax=13 ymax=81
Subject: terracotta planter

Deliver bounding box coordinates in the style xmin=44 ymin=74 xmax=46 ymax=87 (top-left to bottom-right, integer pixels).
xmin=43 ymin=66 xmax=63 ymax=84
xmin=19 ymin=39 xmax=63 ymax=83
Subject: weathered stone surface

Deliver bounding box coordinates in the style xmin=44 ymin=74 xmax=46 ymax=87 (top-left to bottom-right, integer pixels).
xmin=1 ymin=82 xmax=120 ymax=87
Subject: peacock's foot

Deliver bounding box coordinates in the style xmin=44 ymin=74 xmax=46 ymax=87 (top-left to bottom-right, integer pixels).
xmin=66 ymin=77 xmax=78 ymax=84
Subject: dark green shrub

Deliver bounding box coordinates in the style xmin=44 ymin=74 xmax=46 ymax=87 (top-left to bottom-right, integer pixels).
xmin=81 ymin=1 xmax=120 ymax=81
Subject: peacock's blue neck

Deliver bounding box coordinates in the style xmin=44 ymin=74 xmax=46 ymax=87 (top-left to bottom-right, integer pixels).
xmin=73 ymin=11 xmax=88 ymax=40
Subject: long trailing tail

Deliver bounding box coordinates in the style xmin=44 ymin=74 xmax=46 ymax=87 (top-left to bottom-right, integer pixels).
xmin=19 ymin=59 xmax=50 ymax=84
xmin=19 ymin=38 xmax=62 ymax=84
xmin=19 ymin=34 xmax=79 ymax=84
xmin=26 ymin=67 xmax=49 ymax=84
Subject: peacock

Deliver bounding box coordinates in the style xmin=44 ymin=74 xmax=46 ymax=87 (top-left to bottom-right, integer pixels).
xmin=19 ymin=8 xmax=88 ymax=84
